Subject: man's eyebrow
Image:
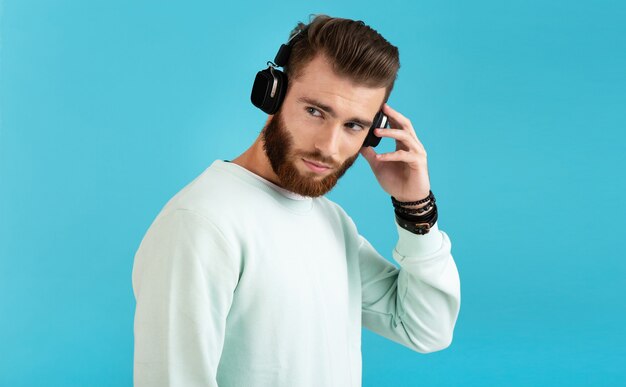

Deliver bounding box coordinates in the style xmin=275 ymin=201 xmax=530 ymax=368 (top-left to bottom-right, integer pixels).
xmin=297 ymin=96 xmax=374 ymax=128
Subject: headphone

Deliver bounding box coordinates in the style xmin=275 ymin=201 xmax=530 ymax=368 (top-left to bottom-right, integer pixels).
xmin=250 ymin=24 xmax=389 ymax=148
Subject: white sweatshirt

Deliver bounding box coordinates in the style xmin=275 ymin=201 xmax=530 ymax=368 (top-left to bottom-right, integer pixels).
xmin=132 ymin=159 xmax=461 ymax=387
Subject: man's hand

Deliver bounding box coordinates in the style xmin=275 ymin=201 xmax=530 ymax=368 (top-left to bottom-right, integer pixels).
xmin=360 ymin=103 xmax=431 ymax=203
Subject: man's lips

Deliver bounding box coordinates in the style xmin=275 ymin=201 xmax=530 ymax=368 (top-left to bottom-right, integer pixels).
xmin=302 ymin=158 xmax=331 ymax=172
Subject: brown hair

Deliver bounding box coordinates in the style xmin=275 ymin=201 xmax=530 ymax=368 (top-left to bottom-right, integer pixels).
xmin=283 ymin=14 xmax=400 ymax=103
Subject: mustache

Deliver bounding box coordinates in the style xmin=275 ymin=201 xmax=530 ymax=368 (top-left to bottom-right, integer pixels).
xmin=298 ymin=152 xmax=339 ymax=168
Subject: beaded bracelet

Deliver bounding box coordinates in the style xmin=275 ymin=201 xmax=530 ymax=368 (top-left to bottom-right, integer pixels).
xmin=391 ymin=190 xmax=434 ymax=206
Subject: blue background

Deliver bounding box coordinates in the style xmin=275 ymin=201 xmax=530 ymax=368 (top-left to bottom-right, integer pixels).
xmin=1 ymin=0 xmax=625 ymax=385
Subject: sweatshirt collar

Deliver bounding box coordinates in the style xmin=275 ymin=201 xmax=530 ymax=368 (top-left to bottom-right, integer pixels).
xmin=212 ymin=159 xmax=314 ymax=213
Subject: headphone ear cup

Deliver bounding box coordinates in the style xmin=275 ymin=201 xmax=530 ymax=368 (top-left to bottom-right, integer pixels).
xmin=362 ymin=127 xmax=382 ymax=148
xmin=251 ymin=67 xmax=288 ymax=114
xmin=268 ymin=69 xmax=288 ymax=114
xmin=362 ymin=111 xmax=388 ymax=148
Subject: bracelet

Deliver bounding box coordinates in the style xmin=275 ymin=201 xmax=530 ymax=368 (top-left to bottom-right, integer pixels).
xmin=395 ymin=204 xmax=438 ymax=235
xmin=395 ymin=204 xmax=437 ymax=222
xmin=393 ymin=199 xmax=436 ymax=215
xmin=393 ymin=190 xmax=439 ymax=235
xmin=391 ymin=190 xmax=433 ymax=206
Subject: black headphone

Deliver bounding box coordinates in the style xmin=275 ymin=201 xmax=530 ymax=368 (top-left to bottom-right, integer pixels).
xmin=250 ymin=24 xmax=389 ymax=148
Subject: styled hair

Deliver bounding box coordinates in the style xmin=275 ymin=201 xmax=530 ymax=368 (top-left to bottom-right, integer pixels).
xmin=284 ymin=14 xmax=400 ymax=103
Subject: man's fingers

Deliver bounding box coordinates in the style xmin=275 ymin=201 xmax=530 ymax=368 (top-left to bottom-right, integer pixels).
xmin=374 ymin=128 xmax=418 ymax=151
xmin=359 ymin=146 xmax=379 ymax=166
xmin=383 ymin=103 xmax=411 ymax=128
xmin=376 ymin=149 xmax=413 ymax=162
xmin=382 ymin=103 xmax=420 ymax=142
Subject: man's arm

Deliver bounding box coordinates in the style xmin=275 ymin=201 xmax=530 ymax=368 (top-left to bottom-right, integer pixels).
xmin=132 ymin=209 xmax=240 ymax=386
xmin=360 ymin=219 xmax=460 ymax=353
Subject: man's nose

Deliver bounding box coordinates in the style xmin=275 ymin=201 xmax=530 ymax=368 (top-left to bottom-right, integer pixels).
xmin=313 ymin=123 xmax=342 ymax=157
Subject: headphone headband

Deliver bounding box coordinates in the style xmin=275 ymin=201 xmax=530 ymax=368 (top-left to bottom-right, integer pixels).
xmin=274 ymin=24 xmax=309 ymax=67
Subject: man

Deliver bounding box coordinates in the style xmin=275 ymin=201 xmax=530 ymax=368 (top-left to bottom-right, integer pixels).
xmin=132 ymin=14 xmax=460 ymax=387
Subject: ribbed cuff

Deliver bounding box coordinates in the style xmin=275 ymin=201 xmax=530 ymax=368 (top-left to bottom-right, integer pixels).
xmin=394 ymin=219 xmax=443 ymax=259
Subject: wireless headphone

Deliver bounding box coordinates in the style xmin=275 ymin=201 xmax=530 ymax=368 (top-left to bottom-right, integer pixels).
xmin=250 ymin=23 xmax=389 ymax=148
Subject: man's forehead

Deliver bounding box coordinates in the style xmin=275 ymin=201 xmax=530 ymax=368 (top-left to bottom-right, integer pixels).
xmin=291 ymin=54 xmax=386 ymax=110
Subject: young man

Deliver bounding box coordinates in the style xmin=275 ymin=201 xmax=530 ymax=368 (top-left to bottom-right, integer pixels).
xmin=132 ymin=15 xmax=460 ymax=387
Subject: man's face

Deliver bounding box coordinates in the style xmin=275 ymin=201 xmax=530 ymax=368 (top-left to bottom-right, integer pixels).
xmin=262 ymin=54 xmax=387 ymax=197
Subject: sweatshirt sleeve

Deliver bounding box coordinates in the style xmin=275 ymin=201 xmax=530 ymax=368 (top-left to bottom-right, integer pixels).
xmin=132 ymin=209 xmax=240 ymax=386
xmin=360 ymin=219 xmax=461 ymax=353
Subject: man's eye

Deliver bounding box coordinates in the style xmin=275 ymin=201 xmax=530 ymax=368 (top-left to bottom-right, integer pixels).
xmin=306 ymin=107 xmax=322 ymax=117
xmin=346 ymin=123 xmax=364 ymax=131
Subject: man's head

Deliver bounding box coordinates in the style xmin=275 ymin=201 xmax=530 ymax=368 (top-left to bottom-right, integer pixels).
xmin=284 ymin=15 xmax=400 ymax=103
xmin=261 ymin=15 xmax=400 ymax=197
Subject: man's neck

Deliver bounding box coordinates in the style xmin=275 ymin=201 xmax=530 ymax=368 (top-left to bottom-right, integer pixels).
xmin=231 ymin=136 xmax=283 ymax=188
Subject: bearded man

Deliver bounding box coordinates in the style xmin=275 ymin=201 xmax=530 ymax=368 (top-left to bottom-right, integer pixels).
xmin=132 ymin=14 xmax=461 ymax=387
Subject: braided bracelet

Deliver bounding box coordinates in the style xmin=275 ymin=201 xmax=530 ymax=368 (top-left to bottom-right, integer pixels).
xmin=395 ymin=203 xmax=438 ymax=222
xmin=394 ymin=200 xmax=436 ymax=215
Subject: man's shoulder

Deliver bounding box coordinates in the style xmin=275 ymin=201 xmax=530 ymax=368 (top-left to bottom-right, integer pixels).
xmin=155 ymin=160 xmax=252 ymax=221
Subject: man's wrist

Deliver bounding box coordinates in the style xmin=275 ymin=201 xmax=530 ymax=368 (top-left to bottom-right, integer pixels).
xmin=391 ymin=190 xmax=438 ymax=235
xmin=394 ymin=205 xmax=438 ymax=235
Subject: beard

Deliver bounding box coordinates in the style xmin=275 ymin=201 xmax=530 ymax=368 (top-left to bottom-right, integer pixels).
xmin=261 ymin=110 xmax=360 ymax=198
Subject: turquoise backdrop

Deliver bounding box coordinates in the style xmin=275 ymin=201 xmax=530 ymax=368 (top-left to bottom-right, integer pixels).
xmin=1 ymin=0 xmax=625 ymax=385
